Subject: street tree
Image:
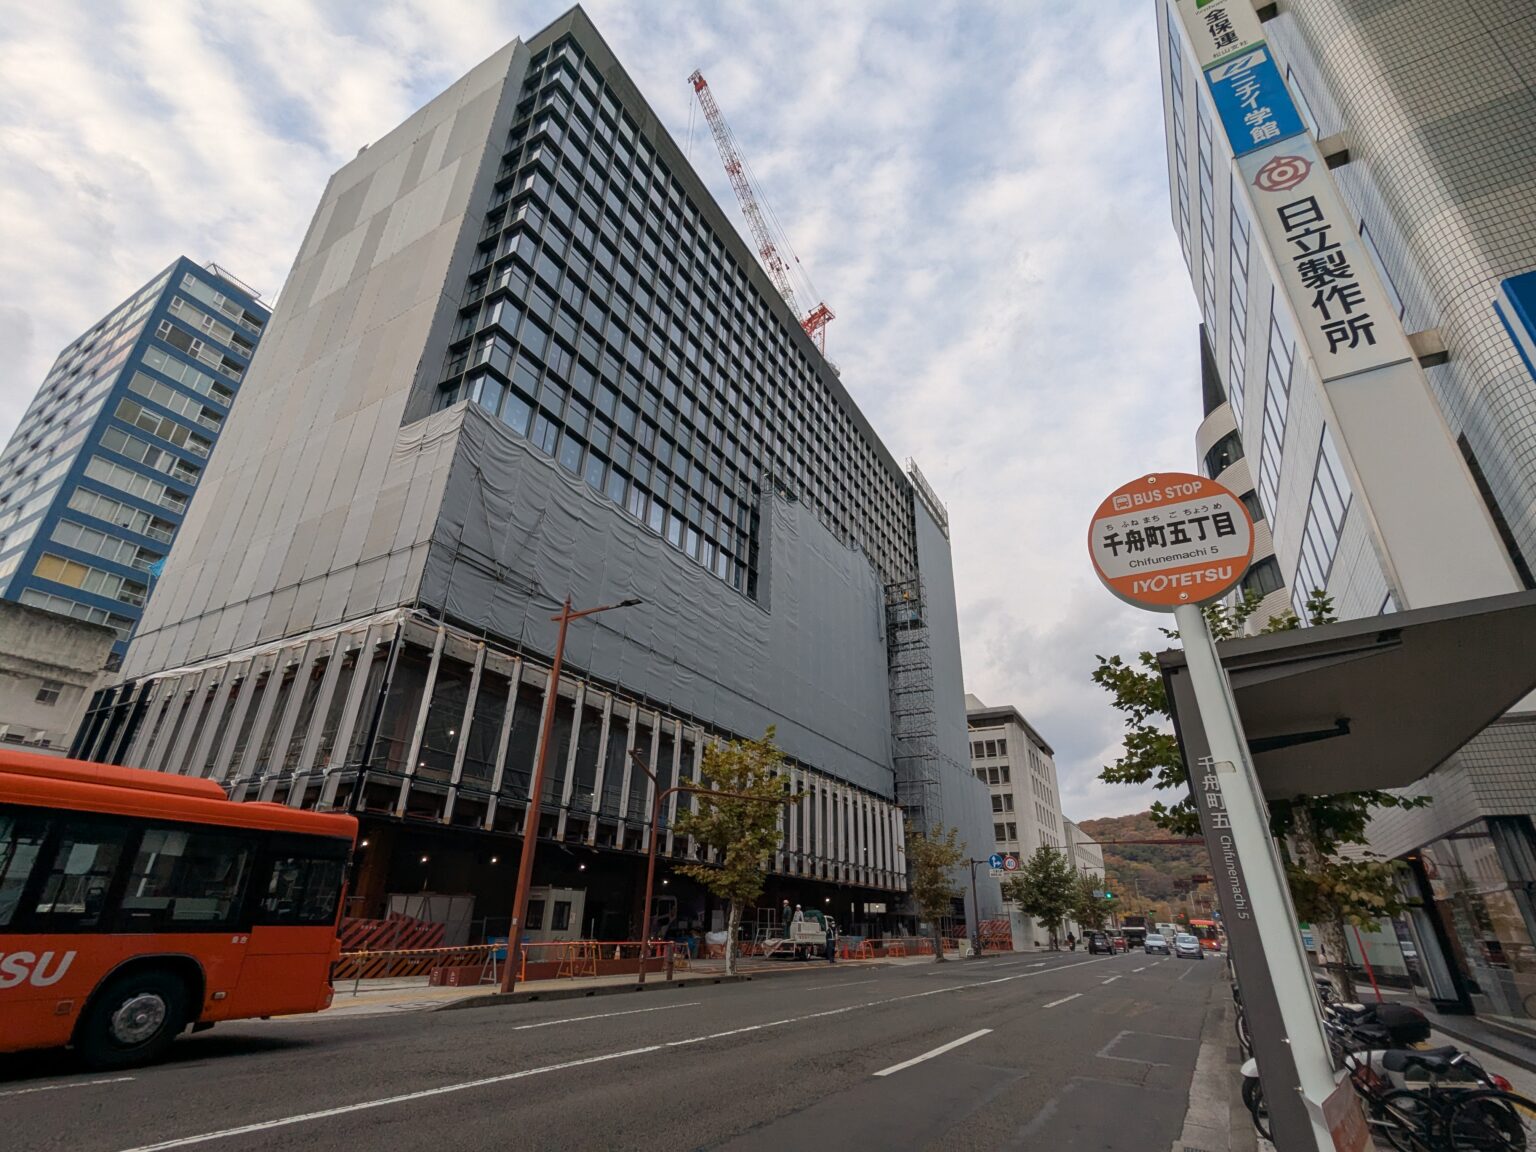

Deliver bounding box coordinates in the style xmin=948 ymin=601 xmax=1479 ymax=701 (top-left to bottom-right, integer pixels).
xmin=905 ymin=823 xmax=965 ymax=962
xmin=1092 ymin=588 xmax=1424 ymax=998
xmin=1072 ymin=872 xmax=1110 ymax=933
xmin=672 ymin=728 xmax=796 ymax=976
xmin=1004 ymin=846 xmax=1077 ymax=948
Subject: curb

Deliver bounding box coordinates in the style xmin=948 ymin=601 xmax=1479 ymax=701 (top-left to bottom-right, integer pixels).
xmin=436 ymin=959 xmax=893 ymax=1011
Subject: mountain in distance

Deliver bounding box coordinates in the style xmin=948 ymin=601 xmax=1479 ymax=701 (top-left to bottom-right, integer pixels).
xmin=1077 ymin=811 xmax=1212 ymax=903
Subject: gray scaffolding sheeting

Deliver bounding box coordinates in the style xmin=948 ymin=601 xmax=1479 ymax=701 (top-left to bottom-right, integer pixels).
xmin=418 ymin=404 xmax=897 ymax=797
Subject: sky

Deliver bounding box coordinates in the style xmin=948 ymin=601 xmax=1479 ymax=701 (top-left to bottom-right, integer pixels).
xmin=0 ymin=0 xmax=1201 ymax=821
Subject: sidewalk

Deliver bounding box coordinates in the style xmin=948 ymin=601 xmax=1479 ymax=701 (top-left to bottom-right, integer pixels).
xmin=310 ymin=955 xmax=895 ymax=1019
xmin=1171 ymin=977 xmax=1258 ymax=1152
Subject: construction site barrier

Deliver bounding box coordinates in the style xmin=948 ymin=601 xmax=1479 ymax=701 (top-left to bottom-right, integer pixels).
xmin=336 ymin=939 xmax=680 ymax=986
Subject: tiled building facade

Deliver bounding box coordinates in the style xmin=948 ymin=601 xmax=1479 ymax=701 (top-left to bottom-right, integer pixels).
xmin=1158 ymin=0 xmax=1536 ymax=1027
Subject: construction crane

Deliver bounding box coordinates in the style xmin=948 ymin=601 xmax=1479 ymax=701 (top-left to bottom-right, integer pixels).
xmin=688 ymin=70 xmax=835 ymax=356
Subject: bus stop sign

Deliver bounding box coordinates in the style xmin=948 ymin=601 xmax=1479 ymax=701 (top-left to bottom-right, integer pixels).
xmin=1088 ymin=473 xmax=1254 ymax=611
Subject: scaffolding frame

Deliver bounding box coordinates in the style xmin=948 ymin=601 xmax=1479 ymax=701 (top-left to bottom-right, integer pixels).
xmin=885 ymin=576 xmax=942 ymax=835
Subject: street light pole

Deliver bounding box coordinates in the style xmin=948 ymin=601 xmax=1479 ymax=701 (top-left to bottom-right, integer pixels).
xmin=500 ymin=594 xmax=639 ymax=995
xmin=968 ymin=859 xmax=989 ymax=957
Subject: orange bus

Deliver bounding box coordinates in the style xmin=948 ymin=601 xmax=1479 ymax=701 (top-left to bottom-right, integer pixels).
xmin=1189 ymin=918 xmax=1223 ymax=953
xmin=0 ymin=749 xmax=356 ymax=1068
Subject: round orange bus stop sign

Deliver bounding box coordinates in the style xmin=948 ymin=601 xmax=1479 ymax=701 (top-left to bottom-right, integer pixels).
xmin=1088 ymin=472 xmax=1255 ymax=611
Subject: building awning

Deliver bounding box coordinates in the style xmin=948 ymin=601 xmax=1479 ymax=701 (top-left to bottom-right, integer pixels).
xmin=1158 ymin=590 xmax=1536 ymax=800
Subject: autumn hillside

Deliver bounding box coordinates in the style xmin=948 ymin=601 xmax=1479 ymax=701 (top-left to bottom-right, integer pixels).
xmin=1077 ymin=811 xmax=1213 ymax=903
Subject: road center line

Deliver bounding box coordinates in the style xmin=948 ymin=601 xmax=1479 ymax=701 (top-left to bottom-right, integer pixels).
xmin=873 ymin=1029 xmax=993 ymax=1077
xmin=115 ymin=955 xmax=1113 ymax=1152
xmin=1178 ymin=963 xmax=1201 ymax=980
xmin=1043 ymin=993 xmax=1083 ymax=1008
xmin=1101 ymin=976 xmax=1121 ymax=985
xmin=509 ymin=1002 xmax=699 ymax=1031
xmin=0 ymin=1076 xmax=134 ymax=1098
xmin=1133 ymin=966 xmax=1147 ymax=973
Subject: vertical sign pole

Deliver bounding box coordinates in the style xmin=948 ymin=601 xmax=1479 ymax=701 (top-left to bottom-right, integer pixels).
xmin=1174 ymin=603 xmax=1337 ymax=1151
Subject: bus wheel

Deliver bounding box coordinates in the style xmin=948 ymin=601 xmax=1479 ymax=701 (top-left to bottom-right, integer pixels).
xmin=77 ymin=970 xmax=189 ymax=1070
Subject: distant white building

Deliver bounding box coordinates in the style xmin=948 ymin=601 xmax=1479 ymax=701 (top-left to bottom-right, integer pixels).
xmin=0 ymin=600 xmax=115 ymax=755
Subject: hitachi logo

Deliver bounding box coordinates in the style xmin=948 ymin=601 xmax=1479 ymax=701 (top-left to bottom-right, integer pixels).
xmin=0 ymin=950 xmax=76 ymax=989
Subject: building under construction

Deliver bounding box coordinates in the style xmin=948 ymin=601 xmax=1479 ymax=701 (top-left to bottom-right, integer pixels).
xmin=76 ymin=6 xmax=998 ymax=944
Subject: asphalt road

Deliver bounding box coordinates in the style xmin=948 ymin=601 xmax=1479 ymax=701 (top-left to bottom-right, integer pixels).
xmin=1 ymin=949 xmax=1224 ymax=1152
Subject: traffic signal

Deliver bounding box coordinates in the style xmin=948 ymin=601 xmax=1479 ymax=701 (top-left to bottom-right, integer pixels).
xmin=1104 ymin=891 xmax=1115 ymax=901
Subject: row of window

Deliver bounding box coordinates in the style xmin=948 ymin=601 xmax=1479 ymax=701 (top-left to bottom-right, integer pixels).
xmin=167 ymin=295 xmax=256 ymax=358
xmin=142 ymin=346 xmax=235 ymax=408
xmin=115 ymin=397 xmax=213 ymax=458
xmin=177 ymin=272 xmax=267 ymax=336
xmin=1292 ymin=427 xmax=1353 ymax=617
xmin=0 ymin=807 xmax=347 ymax=934
xmin=99 ymin=426 xmax=201 ymax=486
xmin=1257 ymin=296 xmax=1298 ymax=521
xmin=51 ymin=518 xmax=162 ymax=573
xmin=34 ymin=552 xmax=148 ymax=607
xmin=991 ymin=793 xmax=1014 ymax=814
xmin=154 ymin=321 xmax=245 ymax=384
xmin=969 ymin=737 xmax=1008 ymax=759
xmin=1229 ymin=189 xmax=1251 ymax=427
xmin=994 ymin=822 xmax=1019 ymax=844
xmin=973 ymin=764 xmax=1011 ymax=786
xmin=83 ymin=455 xmax=189 ymax=514
xmin=1167 ymin=11 xmax=1192 ymax=267
xmin=1197 ymin=93 xmax=1217 ymax=328
xmin=67 ymin=486 xmax=176 ymax=544
xmin=17 ymin=588 xmax=134 ymax=639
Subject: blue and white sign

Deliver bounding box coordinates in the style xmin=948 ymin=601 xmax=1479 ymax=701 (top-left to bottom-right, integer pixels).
xmin=988 ymin=853 xmax=1004 ymax=870
xmin=1206 ymin=46 xmax=1307 ymax=157
xmin=1495 ymin=271 xmax=1536 ymax=386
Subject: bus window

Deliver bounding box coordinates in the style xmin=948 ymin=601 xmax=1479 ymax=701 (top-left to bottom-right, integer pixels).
xmin=257 ymin=852 xmax=346 ymax=926
xmin=120 ymin=827 xmax=253 ymax=931
xmin=32 ymin=819 xmax=134 ymax=930
xmin=0 ymin=810 xmax=50 ymax=928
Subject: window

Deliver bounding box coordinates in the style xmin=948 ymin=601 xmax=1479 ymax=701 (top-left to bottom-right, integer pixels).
xmin=67 ymin=488 xmax=175 ymax=544
xmin=1203 ymin=430 xmax=1243 ymax=478
xmin=83 ymin=455 xmax=188 ymax=513
xmin=119 ymin=826 xmax=252 ymax=930
xmin=1291 ymin=427 xmax=1353 ymax=618
xmin=34 ymin=553 xmax=147 ymax=607
xmin=1359 ymin=223 xmax=1406 ymax=321
xmin=992 ymin=795 xmax=1005 ymax=813
xmin=127 ymin=372 xmax=224 ymax=432
xmin=1257 ymin=299 xmax=1296 ymax=520
xmin=31 ymin=818 xmax=134 ymax=931
xmin=997 ymin=739 xmax=1007 ymax=755
xmin=35 ymin=680 xmax=64 ymax=706
xmin=527 ymin=898 xmax=546 ymax=930
xmin=994 ymin=823 xmax=1006 ymax=842
xmin=999 ymin=765 xmax=1011 ymax=784
xmin=1241 ymin=556 xmax=1284 ymax=599
xmin=1007 ymin=822 xmax=1018 ymax=841
xmin=1240 ymin=489 xmax=1264 ymax=524
xmin=255 ymin=848 xmax=347 ymax=926
xmin=1229 ymin=189 xmax=1251 ymax=428
xmin=551 ymin=900 xmax=573 ymax=931
xmin=18 ymin=590 xmax=135 ymax=639
xmin=0 ymin=810 xmax=49 ymax=928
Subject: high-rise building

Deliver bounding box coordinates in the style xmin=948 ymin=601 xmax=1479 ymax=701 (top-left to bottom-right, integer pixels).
xmin=0 ymin=259 xmax=269 ymax=663
xmin=1158 ymin=0 xmax=1536 ymax=1025
xmin=965 ymin=695 xmax=1065 ymax=861
xmin=78 ymin=7 xmax=996 ymax=941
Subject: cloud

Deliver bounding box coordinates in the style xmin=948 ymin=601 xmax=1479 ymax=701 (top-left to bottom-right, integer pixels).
xmin=0 ymin=0 xmax=1198 ymax=821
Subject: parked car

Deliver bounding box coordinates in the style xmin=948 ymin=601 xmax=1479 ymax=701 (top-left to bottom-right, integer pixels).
xmin=1175 ymin=933 xmax=1204 ymax=959
xmin=1109 ymin=932 xmax=1128 ymax=953
xmin=1087 ymin=932 xmax=1114 ymax=955
xmin=1144 ymin=933 xmax=1171 ymax=955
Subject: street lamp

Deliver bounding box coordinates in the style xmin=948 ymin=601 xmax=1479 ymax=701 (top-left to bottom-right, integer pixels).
xmin=627 ymin=748 xmax=791 ymax=984
xmin=499 ymin=594 xmax=641 ymax=995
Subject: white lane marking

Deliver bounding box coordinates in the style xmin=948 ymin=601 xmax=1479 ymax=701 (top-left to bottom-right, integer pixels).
xmin=873 ymin=1029 xmax=993 ymax=1078
xmin=1028 ymin=962 xmax=1047 ymax=968
xmin=1043 ymin=993 xmax=1083 ymax=1008
xmin=1133 ymin=966 xmax=1148 ymax=973
xmin=794 ymin=979 xmax=878 ymax=991
xmin=1178 ymin=963 xmax=1202 ymax=980
xmin=509 ymin=1002 xmax=699 ymax=1031
xmin=0 ymin=1076 xmax=134 ymax=1098
xmin=116 ymin=955 xmax=1115 ymax=1152
xmin=1101 ymin=976 xmax=1121 ymax=985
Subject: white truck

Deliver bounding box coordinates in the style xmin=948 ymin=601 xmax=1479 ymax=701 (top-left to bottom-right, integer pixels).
xmin=762 ymin=909 xmax=836 ymax=960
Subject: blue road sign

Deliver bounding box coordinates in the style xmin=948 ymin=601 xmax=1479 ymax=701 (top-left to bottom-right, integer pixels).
xmin=1205 ymin=45 xmax=1306 ymax=157
xmin=988 ymin=853 xmax=1004 ymax=870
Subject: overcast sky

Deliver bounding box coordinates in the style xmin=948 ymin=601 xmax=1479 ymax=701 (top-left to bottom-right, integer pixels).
xmin=0 ymin=0 xmax=1201 ymax=821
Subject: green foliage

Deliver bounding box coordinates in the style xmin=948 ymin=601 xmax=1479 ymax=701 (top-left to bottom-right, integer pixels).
xmin=905 ymin=823 xmax=965 ymax=961
xmin=1004 ymin=846 xmax=1078 ymax=943
xmin=672 ymin=728 xmax=797 ymax=974
xmin=1072 ymin=871 xmax=1109 ymax=932
xmin=1092 ymin=587 xmax=1426 ymax=943
xmin=1079 ymin=812 xmax=1210 ymax=904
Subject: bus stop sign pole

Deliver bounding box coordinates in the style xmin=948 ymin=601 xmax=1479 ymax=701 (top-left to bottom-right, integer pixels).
xmin=1089 ymin=472 xmax=1346 ymax=1150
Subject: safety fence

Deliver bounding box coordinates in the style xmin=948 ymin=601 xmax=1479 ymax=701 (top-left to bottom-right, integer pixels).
xmin=333 ymin=939 xmax=686 ymax=987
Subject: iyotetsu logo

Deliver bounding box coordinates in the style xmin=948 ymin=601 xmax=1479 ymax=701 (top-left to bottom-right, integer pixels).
xmin=0 ymin=950 xmax=76 ymax=989
xmin=1253 ymin=154 xmax=1311 ymax=193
